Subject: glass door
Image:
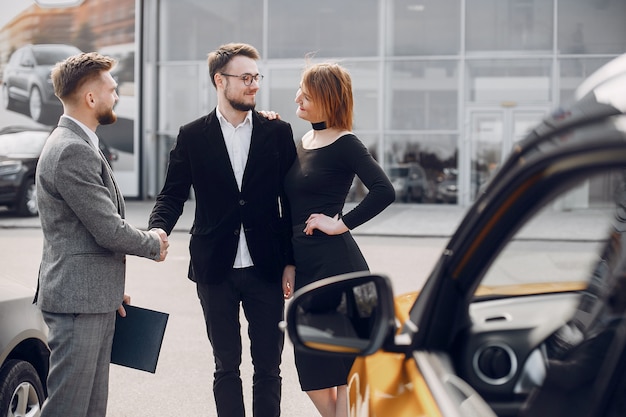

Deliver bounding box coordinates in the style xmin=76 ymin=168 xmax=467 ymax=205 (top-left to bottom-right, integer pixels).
xmin=463 ymin=108 xmax=548 ymax=205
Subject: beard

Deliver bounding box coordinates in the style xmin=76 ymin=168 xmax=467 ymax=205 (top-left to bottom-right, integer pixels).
xmin=97 ymin=107 xmax=117 ymax=125
xmin=227 ymin=96 xmax=256 ymax=112
xmin=224 ymin=83 xmax=256 ymax=112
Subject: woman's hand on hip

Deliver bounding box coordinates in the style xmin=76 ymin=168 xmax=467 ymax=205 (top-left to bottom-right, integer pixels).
xmin=303 ymin=213 xmax=349 ymax=236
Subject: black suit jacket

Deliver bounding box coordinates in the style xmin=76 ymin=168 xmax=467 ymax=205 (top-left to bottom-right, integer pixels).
xmin=149 ymin=110 xmax=296 ymax=284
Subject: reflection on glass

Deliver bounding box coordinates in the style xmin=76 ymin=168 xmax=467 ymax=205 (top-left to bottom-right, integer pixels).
xmin=159 ymin=0 xmax=263 ymax=61
xmin=351 ymin=63 xmax=380 ymax=131
xmin=268 ymin=0 xmax=378 ymax=58
xmin=150 ymin=0 xmax=625 ymax=210
xmin=470 ymin=112 xmax=502 ymax=201
xmin=385 ymin=134 xmax=458 ymax=205
xmin=389 ymin=0 xmax=460 ymax=55
xmin=466 ymin=59 xmax=552 ymax=103
xmin=296 ymin=281 xmax=379 ymax=353
xmin=387 ymin=162 xmax=432 ymax=203
xmin=557 ymin=0 xmax=626 ymax=54
xmin=466 ymin=0 xmax=553 ymax=52
xmin=387 ymin=61 xmax=458 ymax=130
xmin=158 ymin=64 xmax=211 ymax=133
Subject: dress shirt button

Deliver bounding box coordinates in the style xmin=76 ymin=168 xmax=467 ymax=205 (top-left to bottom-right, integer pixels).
xmin=239 ymin=199 xmax=246 ymax=206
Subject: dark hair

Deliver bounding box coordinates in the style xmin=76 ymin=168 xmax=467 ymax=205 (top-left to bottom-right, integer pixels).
xmin=51 ymin=52 xmax=116 ymax=102
xmin=301 ymin=63 xmax=353 ymax=131
xmin=207 ymin=43 xmax=260 ymax=88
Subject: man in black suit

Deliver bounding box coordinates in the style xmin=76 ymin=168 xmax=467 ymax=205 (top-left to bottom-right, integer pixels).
xmin=149 ymin=43 xmax=296 ymax=417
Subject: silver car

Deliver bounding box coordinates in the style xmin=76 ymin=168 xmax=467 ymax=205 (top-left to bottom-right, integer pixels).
xmin=2 ymin=44 xmax=82 ymax=125
xmin=0 ymin=278 xmax=49 ymax=416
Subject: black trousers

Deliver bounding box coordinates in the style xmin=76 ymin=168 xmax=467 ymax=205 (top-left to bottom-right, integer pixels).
xmin=196 ymin=267 xmax=284 ymax=417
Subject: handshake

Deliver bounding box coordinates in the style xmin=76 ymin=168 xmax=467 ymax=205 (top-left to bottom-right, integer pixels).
xmin=150 ymin=228 xmax=170 ymax=262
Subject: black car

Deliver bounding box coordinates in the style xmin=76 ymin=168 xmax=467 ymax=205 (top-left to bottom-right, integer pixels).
xmin=0 ymin=126 xmax=117 ymax=217
xmin=2 ymin=44 xmax=82 ymax=125
xmin=287 ymin=53 xmax=626 ymax=416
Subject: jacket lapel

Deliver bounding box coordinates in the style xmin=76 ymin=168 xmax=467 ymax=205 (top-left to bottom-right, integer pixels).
xmin=204 ymin=111 xmax=244 ymax=195
xmin=98 ymin=149 xmax=125 ymax=217
xmin=241 ymin=112 xmax=268 ymax=190
xmin=58 ymin=117 xmax=125 ymax=216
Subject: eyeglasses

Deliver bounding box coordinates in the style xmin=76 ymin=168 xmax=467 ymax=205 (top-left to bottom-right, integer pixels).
xmin=220 ymin=73 xmax=264 ymax=86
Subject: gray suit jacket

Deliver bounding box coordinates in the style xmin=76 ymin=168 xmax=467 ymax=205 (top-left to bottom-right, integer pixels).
xmin=35 ymin=117 xmax=160 ymax=314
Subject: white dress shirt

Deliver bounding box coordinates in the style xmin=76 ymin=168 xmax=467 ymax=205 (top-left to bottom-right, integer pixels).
xmin=217 ymin=108 xmax=254 ymax=268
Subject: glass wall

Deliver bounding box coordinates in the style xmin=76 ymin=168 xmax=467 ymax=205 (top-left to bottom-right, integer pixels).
xmin=466 ymin=0 xmax=554 ymax=52
xmin=557 ymin=0 xmax=626 ymax=54
xmin=465 ymin=59 xmax=553 ymax=104
xmin=389 ymin=0 xmax=461 ymax=56
xmin=159 ymin=0 xmax=263 ymax=61
xmin=143 ymin=0 xmax=626 ymax=207
xmin=268 ymin=0 xmax=379 ymax=58
xmin=387 ymin=60 xmax=459 ymax=130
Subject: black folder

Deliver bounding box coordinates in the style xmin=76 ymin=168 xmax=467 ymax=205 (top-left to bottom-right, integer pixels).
xmin=111 ymin=304 xmax=169 ymax=373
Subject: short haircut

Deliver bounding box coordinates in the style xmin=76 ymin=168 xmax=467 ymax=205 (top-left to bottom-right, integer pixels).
xmin=51 ymin=52 xmax=116 ymax=102
xmin=207 ymin=43 xmax=260 ymax=88
xmin=301 ymin=63 xmax=353 ymax=131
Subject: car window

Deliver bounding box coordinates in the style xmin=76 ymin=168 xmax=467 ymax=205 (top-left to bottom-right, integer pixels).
xmin=33 ymin=46 xmax=81 ymax=65
xmin=389 ymin=167 xmax=409 ymax=178
xmin=19 ymin=49 xmax=35 ymax=67
xmin=476 ymin=172 xmax=619 ymax=299
xmin=8 ymin=49 xmax=22 ymax=65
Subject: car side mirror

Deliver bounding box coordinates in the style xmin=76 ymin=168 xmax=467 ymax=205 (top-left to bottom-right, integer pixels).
xmin=286 ymin=272 xmax=396 ymax=356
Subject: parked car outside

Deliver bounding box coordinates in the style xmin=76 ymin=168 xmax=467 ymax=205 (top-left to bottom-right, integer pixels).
xmin=435 ymin=168 xmax=485 ymax=204
xmin=0 ymin=277 xmax=49 ymax=416
xmin=0 ymin=125 xmax=117 ymax=217
xmin=388 ymin=162 xmax=433 ymax=203
xmin=287 ymin=53 xmax=626 ymax=416
xmin=435 ymin=168 xmax=458 ymax=204
xmin=2 ymin=44 xmax=82 ymax=125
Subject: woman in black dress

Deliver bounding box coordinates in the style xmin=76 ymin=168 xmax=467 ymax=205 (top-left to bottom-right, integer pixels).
xmin=283 ymin=62 xmax=395 ymax=417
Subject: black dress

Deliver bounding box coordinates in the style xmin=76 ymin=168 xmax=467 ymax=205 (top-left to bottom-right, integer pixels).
xmin=284 ymin=133 xmax=394 ymax=391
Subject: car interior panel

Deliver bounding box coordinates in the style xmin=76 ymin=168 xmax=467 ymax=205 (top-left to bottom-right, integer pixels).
xmin=415 ymin=351 xmax=497 ymax=417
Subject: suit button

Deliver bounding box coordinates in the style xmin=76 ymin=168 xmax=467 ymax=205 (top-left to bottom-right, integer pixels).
xmin=239 ymin=199 xmax=246 ymax=206
xmin=234 ymin=229 xmax=240 ymax=236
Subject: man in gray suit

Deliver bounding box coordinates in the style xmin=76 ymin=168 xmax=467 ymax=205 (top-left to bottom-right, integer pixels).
xmin=35 ymin=52 xmax=169 ymax=417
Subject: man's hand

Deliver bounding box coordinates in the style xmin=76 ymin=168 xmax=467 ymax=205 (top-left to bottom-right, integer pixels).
xmin=282 ymin=265 xmax=296 ymax=299
xmin=258 ymin=110 xmax=281 ymax=120
xmin=150 ymin=228 xmax=169 ymax=261
xmin=117 ymin=293 xmax=131 ymax=317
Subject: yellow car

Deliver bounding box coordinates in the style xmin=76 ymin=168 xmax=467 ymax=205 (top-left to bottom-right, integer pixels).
xmin=287 ymin=53 xmax=626 ymax=417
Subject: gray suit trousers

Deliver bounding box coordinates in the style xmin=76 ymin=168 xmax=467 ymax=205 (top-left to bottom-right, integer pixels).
xmin=41 ymin=311 xmax=116 ymax=417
